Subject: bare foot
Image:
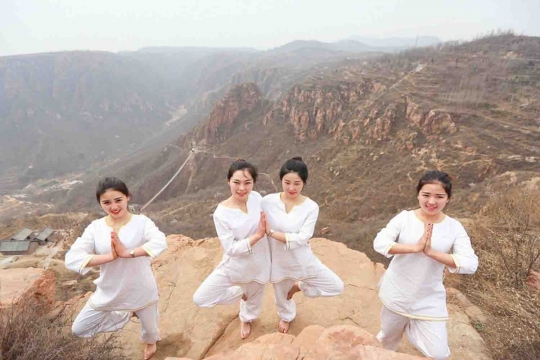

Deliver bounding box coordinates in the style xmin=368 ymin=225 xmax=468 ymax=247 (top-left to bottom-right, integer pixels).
xmin=144 ymin=343 xmax=157 ymax=360
xmin=286 ymin=282 xmax=301 ymax=300
xmin=131 ymin=311 xmax=139 ymax=319
xmin=278 ymin=319 xmax=290 ymax=334
xmin=242 ymin=293 xmax=247 ymax=301
xmin=240 ymin=321 xmax=251 ymax=339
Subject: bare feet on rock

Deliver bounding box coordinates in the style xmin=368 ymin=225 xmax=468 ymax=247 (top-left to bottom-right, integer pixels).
xmin=144 ymin=343 xmax=157 ymax=360
xmin=287 ymin=282 xmax=301 ymax=300
xmin=240 ymin=321 xmax=251 ymax=339
xmin=278 ymin=319 xmax=290 ymax=333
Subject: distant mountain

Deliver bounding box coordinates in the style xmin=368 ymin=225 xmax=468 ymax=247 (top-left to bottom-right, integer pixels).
xmin=267 ymin=40 xmax=382 ymax=55
xmin=346 ymin=35 xmax=441 ymax=48
xmin=135 ymin=46 xmax=260 ymax=54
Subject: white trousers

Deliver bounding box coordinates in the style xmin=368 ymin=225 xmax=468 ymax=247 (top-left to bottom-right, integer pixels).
xmin=192 ymin=267 xmax=266 ymax=323
xmin=273 ymin=263 xmax=344 ymax=322
xmin=376 ymin=305 xmax=450 ymax=360
xmin=72 ymin=302 xmax=160 ymax=343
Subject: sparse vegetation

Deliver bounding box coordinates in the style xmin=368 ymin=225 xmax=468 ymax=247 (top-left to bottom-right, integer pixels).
xmin=447 ymin=187 xmax=540 ymax=360
xmin=0 ymin=299 xmax=128 ymax=360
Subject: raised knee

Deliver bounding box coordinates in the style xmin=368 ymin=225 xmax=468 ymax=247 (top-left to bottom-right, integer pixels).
xmin=71 ymin=321 xmax=88 ymax=338
xmin=336 ymin=279 xmax=345 ymax=294
xmin=192 ymin=290 xmax=209 ymax=308
xmin=428 ymin=349 xmax=450 ymax=360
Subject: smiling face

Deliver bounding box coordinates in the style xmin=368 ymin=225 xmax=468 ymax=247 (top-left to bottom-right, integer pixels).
xmin=228 ymin=170 xmax=254 ymax=202
xmin=99 ymin=189 xmax=131 ymax=220
xmin=417 ymin=182 xmax=449 ymax=217
xmin=281 ymin=172 xmax=305 ymax=199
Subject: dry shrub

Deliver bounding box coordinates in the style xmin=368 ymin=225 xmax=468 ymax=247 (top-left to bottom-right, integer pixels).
xmin=451 ymin=187 xmax=540 ymax=360
xmin=0 ymin=299 xmax=128 ymax=360
xmin=474 ymin=188 xmax=540 ymax=287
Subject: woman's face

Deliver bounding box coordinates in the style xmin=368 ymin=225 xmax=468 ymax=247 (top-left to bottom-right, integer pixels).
xmin=228 ymin=170 xmax=254 ymax=202
xmin=417 ymin=182 xmax=449 ymax=217
xmin=281 ymin=172 xmax=304 ymax=199
xmin=100 ymin=189 xmax=130 ymax=219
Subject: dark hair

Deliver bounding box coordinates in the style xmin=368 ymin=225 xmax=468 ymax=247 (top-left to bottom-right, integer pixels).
xmin=416 ymin=171 xmax=453 ymax=198
xmin=227 ymin=159 xmax=258 ymax=182
xmin=279 ymin=156 xmax=308 ymax=183
xmin=96 ymin=177 xmax=130 ymax=202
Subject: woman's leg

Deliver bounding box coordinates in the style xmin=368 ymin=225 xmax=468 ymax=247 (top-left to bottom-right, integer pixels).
xmin=297 ymin=263 xmax=344 ymax=298
xmin=376 ymin=305 xmax=409 ymax=351
xmin=136 ymin=303 xmax=160 ymax=344
xmin=238 ymin=281 xmax=266 ymax=338
xmin=136 ymin=303 xmax=161 ymax=359
xmin=272 ymin=279 xmax=296 ymax=333
xmin=193 ymin=268 xmax=244 ymax=307
xmin=239 ymin=282 xmax=266 ymax=323
xmin=406 ymin=318 xmax=450 ymax=360
xmin=71 ymin=302 xmax=131 ymax=338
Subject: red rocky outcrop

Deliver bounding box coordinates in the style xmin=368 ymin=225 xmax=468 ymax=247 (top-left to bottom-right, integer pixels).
xmin=197 ymin=83 xmax=262 ymax=144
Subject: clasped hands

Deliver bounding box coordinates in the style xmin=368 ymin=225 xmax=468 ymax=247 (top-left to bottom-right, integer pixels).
xmin=110 ymin=231 xmax=132 ymax=259
xmin=414 ymin=223 xmax=436 ymax=256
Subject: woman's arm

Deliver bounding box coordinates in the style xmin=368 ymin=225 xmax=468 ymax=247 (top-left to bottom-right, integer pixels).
xmin=111 ymin=217 xmax=169 ymax=259
xmin=374 ymin=211 xmax=428 ymax=257
xmin=65 ymin=222 xmax=116 ymax=274
xmin=445 ymin=223 xmax=478 ymax=274
xmin=214 ymin=211 xmax=266 ymax=257
xmin=268 ymin=206 xmax=319 ymax=251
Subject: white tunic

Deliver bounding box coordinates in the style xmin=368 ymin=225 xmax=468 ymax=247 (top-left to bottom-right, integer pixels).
xmin=65 ymin=214 xmax=167 ymax=311
xmin=262 ymin=193 xmax=321 ymax=283
xmin=213 ymin=191 xmax=271 ymax=284
xmin=374 ymin=210 xmax=478 ymax=321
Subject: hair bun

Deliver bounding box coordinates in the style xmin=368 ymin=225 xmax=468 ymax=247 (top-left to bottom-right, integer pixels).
xmin=292 ymin=156 xmax=303 ymax=162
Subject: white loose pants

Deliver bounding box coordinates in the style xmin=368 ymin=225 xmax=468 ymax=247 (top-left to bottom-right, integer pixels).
xmin=193 ymin=267 xmax=266 ymax=323
xmin=376 ymin=305 xmax=451 ymax=360
xmin=72 ymin=302 xmax=160 ymax=343
xmin=273 ymin=263 xmax=344 ymax=322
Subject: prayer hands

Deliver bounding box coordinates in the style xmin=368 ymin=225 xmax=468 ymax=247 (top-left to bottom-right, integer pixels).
xmin=414 ymin=223 xmax=433 ymax=253
xmin=422 ymin=223 xmax=435 ymax=256
xmin=111 ymin=231 xmax=131 ymax=258
xmin=111 ymin=237 xmax=118 ymax=260
xmin=255 ymin=212 xmax=267 ymax=240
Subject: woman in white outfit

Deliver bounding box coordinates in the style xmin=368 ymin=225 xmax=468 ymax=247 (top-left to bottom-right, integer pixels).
xmin=373 ymin=170 xmax=478 ymax=360
xmin=65 ymin=177 xmax=169 ymax=360
xmin=193 ymin=159 xmax=270 ymax=339
xmin=262 ymin=156 xmax=344 ymax=333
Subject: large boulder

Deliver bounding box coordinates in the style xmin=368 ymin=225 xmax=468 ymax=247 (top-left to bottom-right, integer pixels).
xmin=167 ymin=325 xmax=423 ymax=360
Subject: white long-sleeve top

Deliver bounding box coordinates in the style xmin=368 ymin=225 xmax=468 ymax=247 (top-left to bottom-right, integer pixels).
xmin=213 ymin=191 xmax=271 ymax=284
xmin=65 ymin=214 xmax=167 ymax=311
xmin=374 ymin=210 xmax=478 ymax=321
xmin=262 ymin=193 xmax=321 ymax=283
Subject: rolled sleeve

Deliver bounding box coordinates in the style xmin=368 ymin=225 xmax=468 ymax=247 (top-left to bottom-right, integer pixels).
xmin=142 ymin=217 xmax=167 ymax=259
xmin=65 ymin=222 xmax=96 ymax=275
xmin=448 ymin=224 xmax=478 ymax=274
xmin=214 ymin=214 xmax=251 ymax=257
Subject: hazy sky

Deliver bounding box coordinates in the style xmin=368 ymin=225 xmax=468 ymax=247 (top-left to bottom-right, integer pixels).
xmin=1 ymin=0 xmax=538 ymax=56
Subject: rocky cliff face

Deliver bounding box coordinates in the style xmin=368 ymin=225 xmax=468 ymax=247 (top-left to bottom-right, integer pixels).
xmin=196 ymin=83 xmax=263 ymax=144
xmin=262 ymin=81 xmax=459 ymax=148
